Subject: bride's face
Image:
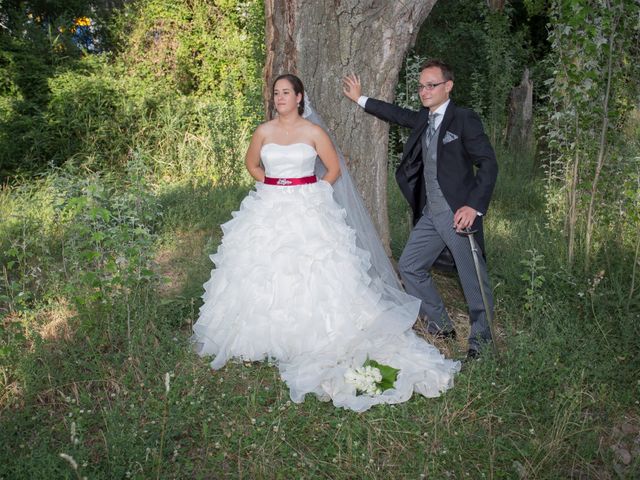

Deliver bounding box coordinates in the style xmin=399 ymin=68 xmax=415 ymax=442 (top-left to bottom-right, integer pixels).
xmin=273 ymin=79 xmax=302 ymax=116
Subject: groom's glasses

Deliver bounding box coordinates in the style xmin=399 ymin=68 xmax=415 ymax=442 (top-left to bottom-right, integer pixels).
xmin=417 ymin=81 xmax=447 ymax=92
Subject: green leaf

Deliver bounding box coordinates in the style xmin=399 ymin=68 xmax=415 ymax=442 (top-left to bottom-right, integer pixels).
xmin=364 ymin=359 xmax=400 ymax=392
xmin=91 ymin=231 xmax=107 ymax=242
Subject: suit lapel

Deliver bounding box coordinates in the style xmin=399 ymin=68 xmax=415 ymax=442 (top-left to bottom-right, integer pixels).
xmin=405 ymin=109 xmax=429 ymax=153
xmin=437 ymin=101 xmax=456 ymax=160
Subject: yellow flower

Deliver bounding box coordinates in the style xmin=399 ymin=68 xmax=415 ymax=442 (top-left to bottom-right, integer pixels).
xmin=74 ymin=17 xmax=91 ymax=27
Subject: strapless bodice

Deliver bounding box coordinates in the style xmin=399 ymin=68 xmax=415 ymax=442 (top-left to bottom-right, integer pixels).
xmin=260 ymin=143 xmax=317 ymax=178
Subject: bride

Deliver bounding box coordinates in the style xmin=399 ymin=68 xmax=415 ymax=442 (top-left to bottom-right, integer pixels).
xmin=191 ymin=74 xmax=460 ymax=412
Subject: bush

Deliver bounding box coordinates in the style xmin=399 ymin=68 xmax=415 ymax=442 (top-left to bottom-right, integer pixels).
xmin=0 ymin=0 xmax=265 ymax=180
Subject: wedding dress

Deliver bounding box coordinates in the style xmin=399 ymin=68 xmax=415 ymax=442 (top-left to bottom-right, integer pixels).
xmin=192 ymin=142 xmax=460 ymax=412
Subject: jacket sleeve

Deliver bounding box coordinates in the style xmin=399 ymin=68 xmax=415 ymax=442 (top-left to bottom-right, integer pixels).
xmin=462 ymin=110 xmax=498 ymax=214
xmin=364 ymin=98 xmax=421 ymax=129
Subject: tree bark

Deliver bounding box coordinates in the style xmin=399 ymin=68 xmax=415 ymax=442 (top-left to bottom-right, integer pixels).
xmin=506 ymin=67 xmax=533 ymax=153
xmin=263 ymin=0 xmax=435 ymax=252
xmin=486 ymin=0 xmax=505 ymax=11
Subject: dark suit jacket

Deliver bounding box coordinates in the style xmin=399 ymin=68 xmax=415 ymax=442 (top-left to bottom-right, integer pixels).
xmin=365 ymin=98 xmax=498 ymax=252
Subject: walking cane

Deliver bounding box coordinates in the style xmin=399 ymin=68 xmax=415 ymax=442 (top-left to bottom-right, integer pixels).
xmin=460 ymin=228 xmax=499 ymax=358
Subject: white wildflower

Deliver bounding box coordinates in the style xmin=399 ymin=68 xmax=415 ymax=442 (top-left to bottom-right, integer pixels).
xmin=344 ymin=365 xmax=383 ymax=395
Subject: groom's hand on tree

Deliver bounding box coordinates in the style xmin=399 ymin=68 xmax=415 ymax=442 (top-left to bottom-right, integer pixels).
xmin=342 ymin=74 xmax=362 ymax=102
xmin=453 ymin=206 xmax=478 ymax=232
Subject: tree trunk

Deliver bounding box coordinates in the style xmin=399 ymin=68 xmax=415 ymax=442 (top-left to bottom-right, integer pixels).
xmin=263 ymin=0 xmax=436 ymax=252
xmin=506 ymin=67 xmax=533 ymax=153
xmin=585 ymin=9 xmax=618 ymax=270
xmin=486 ymin=0 xmax=505 ymax=11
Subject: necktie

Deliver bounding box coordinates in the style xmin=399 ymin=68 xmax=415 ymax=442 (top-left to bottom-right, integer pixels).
xmin=426 ymin=112 xmax=439 ymax=144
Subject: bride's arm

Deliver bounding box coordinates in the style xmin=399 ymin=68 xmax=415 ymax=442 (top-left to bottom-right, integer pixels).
xmin=245 ymin=126 xmax=266 ymax=182
xmin=313 ymin=127 xmax=341 ymax=184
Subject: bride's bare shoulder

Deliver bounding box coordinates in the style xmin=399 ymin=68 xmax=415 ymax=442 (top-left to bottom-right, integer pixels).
xmin=306 ymin=121 xmax=330 ymax=141
xmin=301 ymin=118 xmax=319 ymax=129
xmin=260 ymin=119 xmax=280 ymax=131
xmin=253 ymin=120 xmax=275 ymax=133
xmin=251 ymin=120 xmax=277 ymax=142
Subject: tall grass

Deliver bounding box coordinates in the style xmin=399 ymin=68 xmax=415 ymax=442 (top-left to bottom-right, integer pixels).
xmin=1 ymin=138 xmax=638 ymax=478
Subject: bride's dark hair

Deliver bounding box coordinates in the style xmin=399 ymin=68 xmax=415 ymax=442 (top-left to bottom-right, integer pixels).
xmin=273 ymin=74 xmax=305 ymax=116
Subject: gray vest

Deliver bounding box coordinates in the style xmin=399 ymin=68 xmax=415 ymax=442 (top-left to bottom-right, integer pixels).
xmin=422 ymin=126 xmax=450 ymax=214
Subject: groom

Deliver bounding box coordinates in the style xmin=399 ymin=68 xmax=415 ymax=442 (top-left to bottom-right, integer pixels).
xmin=343 ymin=60 xmax=498 ymax=360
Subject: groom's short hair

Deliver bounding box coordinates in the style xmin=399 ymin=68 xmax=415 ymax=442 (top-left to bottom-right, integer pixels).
xmin=420 ymin=59 xmax=454 ymax=82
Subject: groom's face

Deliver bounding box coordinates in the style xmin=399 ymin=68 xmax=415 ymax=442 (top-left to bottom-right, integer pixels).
xmin=418 ymin=67 xmax=453 ymax=112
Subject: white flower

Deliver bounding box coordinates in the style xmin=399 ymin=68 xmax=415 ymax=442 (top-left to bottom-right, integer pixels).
xmin=363 ymin=366 xmax=382 ymax=383
xmin=344 ymin=365 xmax=383 ymax=395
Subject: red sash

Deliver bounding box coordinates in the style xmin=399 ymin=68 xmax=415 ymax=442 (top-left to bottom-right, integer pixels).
xmin=264 ymin=175 xmax=317 ymax=186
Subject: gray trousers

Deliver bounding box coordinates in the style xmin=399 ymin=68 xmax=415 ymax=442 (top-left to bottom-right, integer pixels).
xmin=397 ymin=207 xmax=494 ymax=351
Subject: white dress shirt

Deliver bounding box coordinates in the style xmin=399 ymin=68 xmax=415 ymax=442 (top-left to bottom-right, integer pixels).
xmin=429 ymin=100 xmax=450 ymax=129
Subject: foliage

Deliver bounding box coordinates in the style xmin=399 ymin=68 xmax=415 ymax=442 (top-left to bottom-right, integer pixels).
xmin=0 ymin=0 xmax=265 ymax=178
xmin=0 ymin=0 xmax=98 ymax=175
xmin=519 ymin=248 xmax=546 ymax=315
xmin=405 ymin=0 xmax=534 ymax=146
xmin=478 ymin=7 xmax=527 ymax=146
xmin=108 ymin=0 xmax=264 ymax=102
xmin=0 ymin=161 xmax=160 ymax=314
xmin=541 ymin=0 xmax=640 ymax=267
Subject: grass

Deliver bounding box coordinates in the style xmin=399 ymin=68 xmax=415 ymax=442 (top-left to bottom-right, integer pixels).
xmin=1 ymin=150 xmax=639 ymax=479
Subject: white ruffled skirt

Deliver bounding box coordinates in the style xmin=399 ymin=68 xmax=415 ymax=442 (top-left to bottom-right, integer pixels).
xmin=192 ymin=181 xmax=460 ymax=412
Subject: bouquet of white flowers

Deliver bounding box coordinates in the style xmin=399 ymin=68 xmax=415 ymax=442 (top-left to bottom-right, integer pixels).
xmin=344 ymin=359 xmax=399 ymax=396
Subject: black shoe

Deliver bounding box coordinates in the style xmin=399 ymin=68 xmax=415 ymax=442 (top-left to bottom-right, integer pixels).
xmin=465 ymin=349 xmax=480 ymax=362
xmin=431 ymin=329 xmax=457 ymax=340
